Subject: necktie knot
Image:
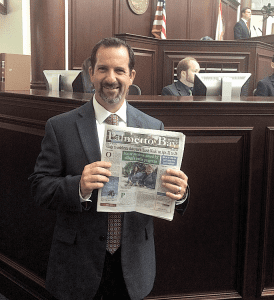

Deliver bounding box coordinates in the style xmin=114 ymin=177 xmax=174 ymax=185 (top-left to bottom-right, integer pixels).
xmin=105 ymin=114 xmax=119 ymax=126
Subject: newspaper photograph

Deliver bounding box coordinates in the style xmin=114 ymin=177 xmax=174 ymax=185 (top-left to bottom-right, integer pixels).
xmin=97 ymin=124 xmax=186 ymax=221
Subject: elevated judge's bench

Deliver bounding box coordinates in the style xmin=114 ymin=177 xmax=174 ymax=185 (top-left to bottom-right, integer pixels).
xmin=116 ymin=33 xmax=274 ymax=96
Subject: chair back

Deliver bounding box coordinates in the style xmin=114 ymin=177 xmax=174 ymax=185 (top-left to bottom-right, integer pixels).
xmin=128 ymin=84 xmax=141 ymax=95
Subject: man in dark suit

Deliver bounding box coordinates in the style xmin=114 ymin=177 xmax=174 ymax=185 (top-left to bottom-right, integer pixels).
xmin=161 ymin=57 xmax=200 ymax=96
xmin=29 ymin=37 xmax=189 ymax=300
xmin=234 ymin=7 xmax=252 ymax=40
xmin=254 ymin=56 xmax=274 ymax=96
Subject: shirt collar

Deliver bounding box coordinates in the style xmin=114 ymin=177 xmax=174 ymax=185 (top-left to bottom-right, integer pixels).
xmin=93 ymin=95 xmax=127 ymax=124
xmin=241 ymin=18 xmax=248 ymax=24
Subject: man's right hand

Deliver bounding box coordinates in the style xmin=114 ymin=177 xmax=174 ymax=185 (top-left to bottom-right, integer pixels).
xmin=80 ymin=161 xmax=112 ymax=198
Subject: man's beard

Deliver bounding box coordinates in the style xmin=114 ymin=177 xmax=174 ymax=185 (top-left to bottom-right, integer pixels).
xmin=99 ymin=81 xmax=124 ymax=104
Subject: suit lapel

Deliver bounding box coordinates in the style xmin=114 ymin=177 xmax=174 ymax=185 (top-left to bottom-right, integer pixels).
xmin=175 ymin=81 xmax=183 ymax=96
xmin=76 ymin=101 xmax=101 ymax=163
xmin=127 ymin=103 xmax=143 ymax=128
xmin=241 ymin=19 xmax=250 ymax=37
xmin=175 ymin=80 xmax=189 ymax=96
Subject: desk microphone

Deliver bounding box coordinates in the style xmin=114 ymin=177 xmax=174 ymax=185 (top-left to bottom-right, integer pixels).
xmin=253 ymin=26 xmax=259 ymax=36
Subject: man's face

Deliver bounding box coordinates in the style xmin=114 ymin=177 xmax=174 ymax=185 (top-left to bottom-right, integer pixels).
xmin=242 ymin=9 xmax=252 ymax=21
xmin=182 ymin=60 xmax=200 ymax=87
xmin=89 ymin=46 xmax=136 ymax=112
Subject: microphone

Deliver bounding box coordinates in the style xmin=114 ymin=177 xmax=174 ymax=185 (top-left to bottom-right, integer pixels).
xmin=253 ymin=26 xmax=259 ymax=36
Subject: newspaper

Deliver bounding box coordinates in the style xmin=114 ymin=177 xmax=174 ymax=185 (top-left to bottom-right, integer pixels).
xmin=97 ymin=125 xmax=185 ymax=221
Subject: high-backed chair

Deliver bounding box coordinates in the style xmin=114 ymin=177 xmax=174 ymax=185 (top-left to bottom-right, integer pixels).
xmin=72 ymin=57 xmax=95 ymax=93
xmin=128 ymin=84 xmax=141 ymax=95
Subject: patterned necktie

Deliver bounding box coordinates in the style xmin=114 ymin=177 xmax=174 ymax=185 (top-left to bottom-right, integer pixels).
xmin=104 ymin=114 xmax=122 ymax=254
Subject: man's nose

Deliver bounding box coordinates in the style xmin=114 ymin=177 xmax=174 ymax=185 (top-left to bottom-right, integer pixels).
xmin=105 ymin=70 xmax=116 ymax=83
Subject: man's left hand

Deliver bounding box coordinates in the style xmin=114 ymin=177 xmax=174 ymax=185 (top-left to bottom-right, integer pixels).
xmin=161 ymin=169 xmax=188 ymax=200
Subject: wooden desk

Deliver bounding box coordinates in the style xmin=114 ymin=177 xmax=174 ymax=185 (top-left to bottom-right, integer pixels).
xmin=1 ymin=91 xmax=274 ymax=300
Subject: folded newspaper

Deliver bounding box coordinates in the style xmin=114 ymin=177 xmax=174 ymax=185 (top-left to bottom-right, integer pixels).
xmin=97 ymin=125 xmax=185 ymax=221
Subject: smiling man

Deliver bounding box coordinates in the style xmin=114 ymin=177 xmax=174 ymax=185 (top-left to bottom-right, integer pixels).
xmin=29 ymin=37 xmax=189 ymax=300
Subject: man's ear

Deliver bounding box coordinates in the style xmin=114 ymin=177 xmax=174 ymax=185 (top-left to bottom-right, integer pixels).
xmin=181 ymin=70 xmax=186 ymax=80
xmin=130 ymin=69 xmax=136 ymax=84
xmin=271 ymin=62 xmax=274 ymax=69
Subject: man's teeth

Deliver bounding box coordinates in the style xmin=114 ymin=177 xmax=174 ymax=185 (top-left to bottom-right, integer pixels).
xmin=103 ymin=86 xmax=119 ymax=90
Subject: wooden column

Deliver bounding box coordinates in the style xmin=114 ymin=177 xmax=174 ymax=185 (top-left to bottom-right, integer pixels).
xmin=30 ymin=0 xmax=65 ymax=89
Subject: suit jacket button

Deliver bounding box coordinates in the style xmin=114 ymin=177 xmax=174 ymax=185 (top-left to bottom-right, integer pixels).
xmin=99 ymin=235 xmax=106 ymax=241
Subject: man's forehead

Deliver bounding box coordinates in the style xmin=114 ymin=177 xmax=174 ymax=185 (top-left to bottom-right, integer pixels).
xmin=96 ymin=46 xmax=129 ymax=60
xmin=189 ymin=60 xmax=199 ymax=69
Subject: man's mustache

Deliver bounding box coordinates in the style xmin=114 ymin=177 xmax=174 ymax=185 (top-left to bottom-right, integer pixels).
xmin=101 ymin=82 xmax=120 ymax=89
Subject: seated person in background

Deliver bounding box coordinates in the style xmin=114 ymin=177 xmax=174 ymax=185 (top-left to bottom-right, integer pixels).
xmin=254 ymin=56 xmax=274 ymax=96
xmin=161 ymin=57 xmax=200 ymax=96
xmin=200 ymin=36 xmax=214 ymax=41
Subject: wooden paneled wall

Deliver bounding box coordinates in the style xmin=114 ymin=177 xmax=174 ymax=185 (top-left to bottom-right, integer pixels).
xmin=30 ymin=0 xmax=65 ymax=90
xmin=2 ymin=91 xmax=274 ymax=299
xmin=222 ymin=0 xmax=239 ymax=40
xmin=30 ymin=0 xmax=239 ymax=90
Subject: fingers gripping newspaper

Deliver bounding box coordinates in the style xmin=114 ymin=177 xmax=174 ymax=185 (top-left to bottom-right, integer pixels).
xmin=97 ymin=125 xmax=185 ymax=221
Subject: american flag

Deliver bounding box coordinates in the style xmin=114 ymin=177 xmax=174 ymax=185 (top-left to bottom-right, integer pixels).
xmin=151 ymin=0 xmax=166 ymax=39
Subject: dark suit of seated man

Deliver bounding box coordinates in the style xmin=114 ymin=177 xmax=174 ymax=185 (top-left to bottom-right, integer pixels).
xmin=29 ymin=37 xmax=189 ymax=300
xmin=234 ymin=7 xmax=251 ymax=40
xmin=161 ymin=57 xmax=200 ymax=96
xmin=254 ymin=56 xmax=274 ymax=96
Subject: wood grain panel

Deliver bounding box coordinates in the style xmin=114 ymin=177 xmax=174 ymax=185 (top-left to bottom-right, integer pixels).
xmin=119 ymin=0 xmax=155 ymax=37
xmin=222 ymin=0 xmax=239 ymax=41
xmin=259 ymin=128 xmax=274 ymax=297
xmin=164 ymin=0 xmax=188 ymax=39
xmin=132 ymin=48 xmax=156 ymax=95
xmin=148 ymin=128 xmax=251 ymax=298
xmin=30 ymin=0 xmax=65 ymax=89
xmin=70 ymin=0 xmax=114 ymax=69
xmin=189 ymin=0 xmax=217 ymax=40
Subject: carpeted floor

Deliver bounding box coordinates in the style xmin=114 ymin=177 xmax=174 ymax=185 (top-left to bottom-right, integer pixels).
xmin=0 ymin=294 xmax=8 ymax=300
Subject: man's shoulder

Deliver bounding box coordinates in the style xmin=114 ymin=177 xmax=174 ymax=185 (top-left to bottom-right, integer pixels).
xmin=161 ymin=82 xmax=177 ymax=95
xmin=260 ymin=75 xmax=274 ymax=84
xmin=127 ymin=102 xmax=164 ymax=129
xmin=48 ymin=101 xmax=91 ymax=124
xmin=234 ymin=19 xmax=245 ymax=28
xmin=234 ymin=20 xmax=241 ymax=28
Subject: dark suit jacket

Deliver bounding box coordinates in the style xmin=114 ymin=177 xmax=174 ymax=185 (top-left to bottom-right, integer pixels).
xmin=161 ymin=80 xmax=191 ymax=96
xmin=29 ymin=100 xmax=188 ymax=300
xmin=254 ymin=74 xmax=274 ymax=96
xmin=234 ymin=19 xmax=251 ymax=40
